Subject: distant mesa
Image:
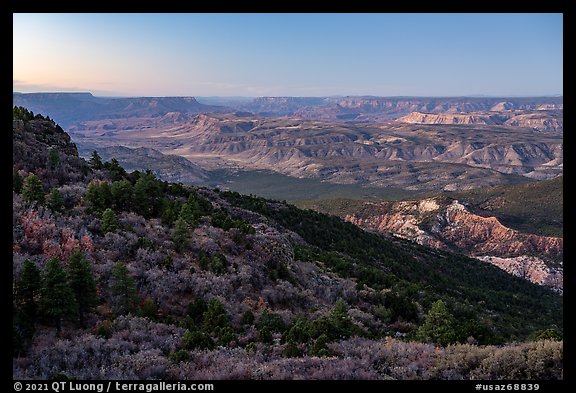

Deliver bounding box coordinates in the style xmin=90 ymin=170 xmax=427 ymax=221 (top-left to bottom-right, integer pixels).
xmin=397 ymin=111 xmax=501 ymax=126
xmin=12 ymin=92 xmax=229 ymax=128
xmin=13 ymin=92 xmax=563 ymax=127
xmin=397 ymin=110 xmax=562 ymax=132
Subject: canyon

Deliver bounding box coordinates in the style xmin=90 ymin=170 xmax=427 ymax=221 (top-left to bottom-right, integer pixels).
xmin=65 ymin=112 xmax=562 ymax=191
xmin=13 ymin=93 xmax=563 ymax=290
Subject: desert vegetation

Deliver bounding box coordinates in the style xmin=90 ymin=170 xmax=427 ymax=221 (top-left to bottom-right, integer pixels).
xmin=12 ymin=108 xmax=563 ymax=380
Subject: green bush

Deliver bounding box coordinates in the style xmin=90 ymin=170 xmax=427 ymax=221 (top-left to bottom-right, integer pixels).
xmin=168 ymin=349 xmax=190 ymax=363
xmin=94 ymin=320 xmax=113 ymax=339
xmin=182 ymin=329 xmax=214 ymax=350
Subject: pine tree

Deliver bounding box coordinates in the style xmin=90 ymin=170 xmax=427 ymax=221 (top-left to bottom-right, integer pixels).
xmin=48 ymin=148 xmax=60 ymax=170
xmin=40 ymin=258 xmax=78 ymax=334
xmin=89 ymin=151 xmax=103 ymax=170
xmin=172 ymin=218 xmax=189 ymax=253
xmin=110 ymin=262 xmax=138 ymax=315
xmin=13 ymin=106 xmax=34 ymax=121
xmin=210 ymin=253 xmax=228 ymax=275
xmin=202 ymin=298 xmax=230 ymax=334
xmin=132 ymin=171 xmax=161 ymax=218
xmin=111 ymin=180 xmax=133 ymax=211
xmin=187 ymin=297 xmax=208 ymax=327
xmin=101 ymin=208 xmax=118 ymax=233
xmin=104 ymin=158 xmax=128 ymax=182
xmin=311 ymin=333 xmax=330 ymax=357
xmin=182 ymin=329 xmax=215 ymax=350
xmin=13 ymin=260 xmax=42 ymax=356
xmin=46 ymin=188 xmax=64 ymax=212
xmin=22 ymin=173 xmax=44 ymax=205
xmin=283 ymin=339 xmax=302 ymax=357
xmin=178 ymin=203 xmax=199 ymax=228
xmin=139 ymin=296 xmax=158 ymax=320
xmin=14 ymin=259 xmax=42 ymax=320
xmin=328 ymin=298 xmax=357 ymax=339
xmin=67 ymin=251 xmax=98 ymax=327
xmin=85 ymin=181 xmax=113 ymax=213
xmin=160 ymin=198 xmax=180 ymax=226
xmin=415 ymin=300 xmax=458 ymax=346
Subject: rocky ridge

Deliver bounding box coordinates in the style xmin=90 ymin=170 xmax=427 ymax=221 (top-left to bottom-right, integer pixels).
xmin=14 ymin=92 xmax=563 ymax=126
xmin=344 ymin=197 xmax=563 ymax=291
xmin=398 ymin=110 xmax=563 ymax=133
xmin=396 ymin=112 xmax=503 ymax=126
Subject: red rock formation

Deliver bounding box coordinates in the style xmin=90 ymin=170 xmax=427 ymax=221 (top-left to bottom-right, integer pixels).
xmin=438 ymin=201 xmax=563 ymax=258
xmin=344 ymin=198 xmax=563 ymax=291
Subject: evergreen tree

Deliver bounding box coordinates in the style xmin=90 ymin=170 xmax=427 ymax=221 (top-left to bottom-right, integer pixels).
xmin=89 ymin=151 xmax=103 ymax=170
xmin=283 ymin=338 xmax=302 ymax=357
xmin=85 ymin=181 xmax=113 ymax=213
xmin=172 ymin=218 xmax=189 ymax=253
xmin=310 ymin=333 xmax=330 ymax=357
xmin=22 ymin=173 xmax=44 ymax=205
xmin=101 ymin=208 xmax=118 ymax=233
xmin=210 ymin=253 xmax=228 ymax=275
xmin=111 ymin=180 xmax=133 ymax=211
xmin=533 ymin=328 xmax=562 ymax=341
xmin=40 ymin=258 xmax=78 ymax=334
xmin=328 ymin=298 xmax=357 ymax=339
xmin=416 ymin=300 xmax=458 ymax=346
xmin=132 ymin=171 xmax=161 ymax=218
xmin=67 ymin=251 xmax=98 ymax=327
xmin=241 ymin=310 xmax=255 ymax=326
xmin=202 ymin=298 xmax=231 ymax=334
xmin=160 ymin=198 xmax=180 ymax=226
xmin=13 ymin=260 xmax=42 ymax=356
xmin=46 ymin=188 xmax=64 ymax=213
xmin=187 ymin=297 xmax=208 ymax=327
xmin=190 ymin=192 xmax=213 ymax=216
xmin=139 ymin=297 xmax=158 ymax=320
xmin=104 ymin=158 xmax=128 ymax=182
xmin=13 ymin=106 xmax=34 ymax=122
xmin=182 ymin=329 xmax=215 ymax=350
xmin=283 ymin=317 xmax=310 ymax=344
xmin=110 ymin=262 xmax=138 ymax=315
xmin=48 ymin=148 xmax=60 ymax=170
xmin=178 ymin=203 xmax=199 ymax=228
xmin=257 ymin=309 xmax=286 ymax=341
xmin=14 ymin=259 xmax=42 ymax=317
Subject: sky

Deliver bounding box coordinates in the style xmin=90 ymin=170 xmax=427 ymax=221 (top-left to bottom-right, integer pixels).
xmin=13 ymin=13 xmax=563 ymax=97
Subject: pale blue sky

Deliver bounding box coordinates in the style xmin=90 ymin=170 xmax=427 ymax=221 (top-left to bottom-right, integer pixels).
xmin=13 ymin=13 xmax=563 ymax=97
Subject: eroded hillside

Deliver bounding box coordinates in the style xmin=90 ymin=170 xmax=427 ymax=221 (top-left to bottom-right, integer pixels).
xmin=12 ymin=108 xmax=562 ymax=379
xmin=13 ymin=93 xmax=563 ymax=194
xmin=344 ymin=197 xmax=563 ymax=291
xmin=69 ymin=113 xmax=563 ymax=191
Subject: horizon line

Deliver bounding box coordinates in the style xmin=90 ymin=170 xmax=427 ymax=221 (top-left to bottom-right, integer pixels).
xmin=13 ymin=91 xmax=564 ymax=99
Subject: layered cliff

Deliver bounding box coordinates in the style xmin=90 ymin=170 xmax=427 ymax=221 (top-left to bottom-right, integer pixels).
xmin=397 ymin=112 xmax=502 ymax=126
xmin=398 ymin=110 xmax=563 ymax=132
xmin=344 ymin=198 xmax=563 ymax=291
xmin=240 ymin=96 xmax=563 ymax=120
xmin=504 ymin=113 xmax=563 ymax=132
